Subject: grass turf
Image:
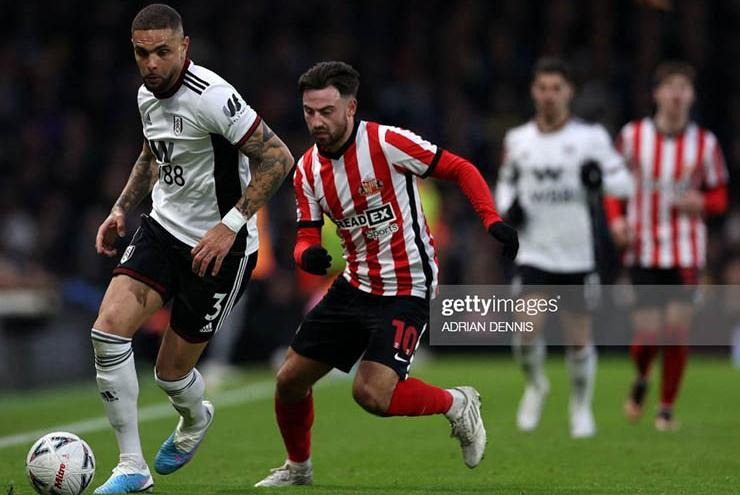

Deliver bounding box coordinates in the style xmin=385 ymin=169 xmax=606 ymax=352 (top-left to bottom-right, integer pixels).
xmin=1 ymin=355 xmax=739 ymax=494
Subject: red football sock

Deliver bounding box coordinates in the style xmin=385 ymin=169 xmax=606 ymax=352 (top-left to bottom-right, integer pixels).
xmin=386 ymin=377 xmax=453 ymax=416
xmin=275 ymin=391 xmax=314 ymax=463
xmin=630 ymin=331 xmax=659 ymax=378
xmin=661 ymin=326 xmax=689 ymax=408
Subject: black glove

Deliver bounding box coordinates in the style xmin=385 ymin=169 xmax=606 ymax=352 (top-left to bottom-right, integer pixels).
xmin=580 ymin=160 xmax=602 ymax=191
xmin=301 ymin=245 xmax=332 ymax=275
xmin=503 ymin=196 xmax=526 ymax=228
xmin=489 ymin=221 xmax=519 ymax=261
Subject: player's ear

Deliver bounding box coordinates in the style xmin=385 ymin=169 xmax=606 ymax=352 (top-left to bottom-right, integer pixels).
xmin=347 ymin=97 xmax=357 ymax=118
xmin=181 ymin=35 xmax=190 ymax=57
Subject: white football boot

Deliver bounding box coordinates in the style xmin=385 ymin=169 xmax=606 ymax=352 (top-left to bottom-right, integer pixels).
xmin=516 ymin=377 xmax=549 ymax=432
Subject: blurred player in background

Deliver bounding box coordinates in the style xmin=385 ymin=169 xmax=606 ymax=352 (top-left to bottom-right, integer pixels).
xmin=254 ymin=61 xmax=519 ymax=487
xmin=496 ymin=58 xmax=633 ymax=438
xmin=606 ymin=61 xmax=728 ymax=431
xmin=91 ymin=4 xmax=293 ymax=493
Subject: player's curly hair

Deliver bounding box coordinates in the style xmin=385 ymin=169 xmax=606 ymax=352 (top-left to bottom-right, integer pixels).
xmin=131 ymin=4 xmax=183 ymax=35
xmin=298 ymin=61 xmax=360 ymax=98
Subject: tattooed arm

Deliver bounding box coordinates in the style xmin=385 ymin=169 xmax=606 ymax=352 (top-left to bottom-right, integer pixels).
xmin=234 ymin=121 xmax=295 ymax=219
xmin=95 ymin=141 xmax=157 ymax=256
xmin=191 ymin=120 xmax=294 ymax=277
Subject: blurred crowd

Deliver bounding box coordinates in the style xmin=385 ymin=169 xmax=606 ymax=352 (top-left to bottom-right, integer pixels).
xmin=1 ymin=1 xmax=738 ymax=342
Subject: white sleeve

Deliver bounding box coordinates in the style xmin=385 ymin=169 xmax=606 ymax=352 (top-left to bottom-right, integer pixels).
xmin=589 ymin=125 xmax=634 ymax=198
xmin=494 ymin=133 xmax=518 ymax=212
xmin=196 ymin=83 xmax=261 ymax=146
xmin=379 ymin=125 xmax=440 ymax=177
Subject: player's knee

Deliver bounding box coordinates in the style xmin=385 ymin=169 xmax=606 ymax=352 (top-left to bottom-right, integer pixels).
xmin=276 ymin=365 xmax=308 ymax=403
xmin=352 ymin=381 xmax=391 ymax=416
xmin=94 ymin=303 xmax=136 ymax=336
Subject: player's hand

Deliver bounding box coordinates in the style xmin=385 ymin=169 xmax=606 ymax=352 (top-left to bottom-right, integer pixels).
xmin=95 ymin=207 xmax=126 ymax=257
xmin=609 ymin=216 xmax=631 ymax=249
xmin=191 ymin=223 xmax=236 ymax=277
xmin=301 ymin=245 xmax=332 ymax=275
xmin=673 ymin=190 xmax=704 ymax=215
xmin=580 ymin=160 xmax=603 ymax=191
xmin=489 ymin=221 xmax=519 ymax=261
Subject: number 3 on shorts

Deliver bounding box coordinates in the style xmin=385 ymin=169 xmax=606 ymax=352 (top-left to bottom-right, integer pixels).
xmin=205 ymin=293 xmax=228 ymax=322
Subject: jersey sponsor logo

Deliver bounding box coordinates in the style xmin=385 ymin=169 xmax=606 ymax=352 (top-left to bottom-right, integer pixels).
xmin=334 ymin=203 xmax=396 ymax=229
xmin=149 ymin=139 xmax=174 ymax=164
xmin=222 ymin=93 xmax=246 ymax=126
xmin=120 ymin=245 xmax=135 ymax=264
xmin=530 ymin=188 xmax=577 ymax=204
xmin=173 ymin=115 xmax=183 ymax=136
xmin=532 ymin=166 xmax=563 ymax=181
xmin=358 ymin=177 xmax=384 ymax=196
xmin=366 ymin=222 xmax=398 ymax=240
xmin=199 ymin=322 xmax=213 ymax=333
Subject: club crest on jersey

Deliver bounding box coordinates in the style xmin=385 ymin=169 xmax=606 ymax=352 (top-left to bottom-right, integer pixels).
xmin=120 ymin=245 xmax=135 ymax=264
xmin=173 ymin=115 xmax=183 ymax=136
xmin=358 ymin=178 xmax=384 ymax=196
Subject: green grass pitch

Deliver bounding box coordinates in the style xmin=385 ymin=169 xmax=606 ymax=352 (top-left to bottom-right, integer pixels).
xmin=1 ymin=354 xmax=739 ymax=494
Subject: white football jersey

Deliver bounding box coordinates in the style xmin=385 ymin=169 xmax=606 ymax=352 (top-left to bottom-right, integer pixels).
xmin=138 ymin=59 xmax=261 ymax=255
xmin=496 ymin=119 xmax=633 ymax=272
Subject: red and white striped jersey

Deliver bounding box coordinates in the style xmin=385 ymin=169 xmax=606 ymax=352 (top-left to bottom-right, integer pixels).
xmin=617 ymin=118 xmax=728 ymax=269
xmin=294 ymin=120 xmax=440 ymax=299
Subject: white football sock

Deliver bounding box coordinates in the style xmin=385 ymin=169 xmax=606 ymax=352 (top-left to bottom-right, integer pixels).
xmin=444 ymin=388 xmax=466 ymax=419
xmin=91 ymin=328 xmax=143 ymax=461
xmin=155 ymin=368 xmax=208 ymax=432
xmin=566 ymin=345 xmax=597 ymax=405
xmin=512 ymin=334 xmax=547 ymax=388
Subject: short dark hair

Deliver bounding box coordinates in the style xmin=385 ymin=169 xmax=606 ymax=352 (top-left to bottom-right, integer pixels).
xmin=533 ymin=57 xmax=572 ymax=83
xmin=131 ymin=4 xmax=183 ymax=35
xmin=298 ymin=61 xmax=360 ymax=97
xmin=653 ymin=60 xmax=696 ymax=87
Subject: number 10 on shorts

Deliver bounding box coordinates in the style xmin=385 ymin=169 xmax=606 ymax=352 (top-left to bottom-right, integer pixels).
xmin=392 ymin=320 xmax=419 ymax=356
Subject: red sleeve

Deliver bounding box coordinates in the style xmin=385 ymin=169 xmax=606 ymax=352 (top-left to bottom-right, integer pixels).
xmin=603 ymin=195 xmax=625 ymax=224
xmin=294 ymin=226 xmax=322 ymax=267
xmin=703 ymin=185 xmax=728 ymax=215
xmin=429 ymin=150 xmax=501 ymax=229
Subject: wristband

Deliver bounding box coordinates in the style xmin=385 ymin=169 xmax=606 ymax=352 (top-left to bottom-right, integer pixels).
xmin=221 ymin=207 xmax=247 ymax=233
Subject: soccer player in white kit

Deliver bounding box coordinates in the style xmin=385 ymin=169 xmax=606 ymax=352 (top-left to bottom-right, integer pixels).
xmin=495 ymin=58 xmax=633 ymax=438
xmin=91 ymin=5 xmax=294 ymax=493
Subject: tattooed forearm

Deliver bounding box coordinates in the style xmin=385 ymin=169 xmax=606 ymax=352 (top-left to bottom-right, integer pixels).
xmin=113 ymin=141 xmax=157 ymax=214
xmin=235 ymin=121 xmax=294 ymax=219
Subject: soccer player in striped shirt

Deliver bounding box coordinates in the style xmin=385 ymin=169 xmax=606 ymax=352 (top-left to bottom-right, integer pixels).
xmin=254 ymin=61 xmax=519 ymax=487
xmin=605 ymin=61 xmax=729 ymax=431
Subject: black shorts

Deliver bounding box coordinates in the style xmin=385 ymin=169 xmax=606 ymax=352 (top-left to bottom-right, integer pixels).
xmin=291 ymin=276 xmax=428 ymax=379
xmin=629 ymin=267 xmax=698 ymax=308
xmin=512 ymin=265 xmax=600 ymax=312
xmin=112 ymin=214 xmax=257 ymax=343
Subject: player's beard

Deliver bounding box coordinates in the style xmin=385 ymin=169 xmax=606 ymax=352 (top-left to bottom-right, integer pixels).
xmin=313 ymin=121 xmax=348 ymax=152
xmin=143 ymin=68 xmax=177 ymax=94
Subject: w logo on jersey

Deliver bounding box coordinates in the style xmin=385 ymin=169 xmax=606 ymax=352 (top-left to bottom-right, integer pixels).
xmin=533 ymin=167 xmax=563 ymax=181
xmin=223 ymin=93 xmax=243 ymax=118
xmin=149 ymin=140 xmax=174 ymax=164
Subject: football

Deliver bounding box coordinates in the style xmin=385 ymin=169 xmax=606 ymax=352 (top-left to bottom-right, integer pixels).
xmin=25 ymin=432 xmax=96 ymax=495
